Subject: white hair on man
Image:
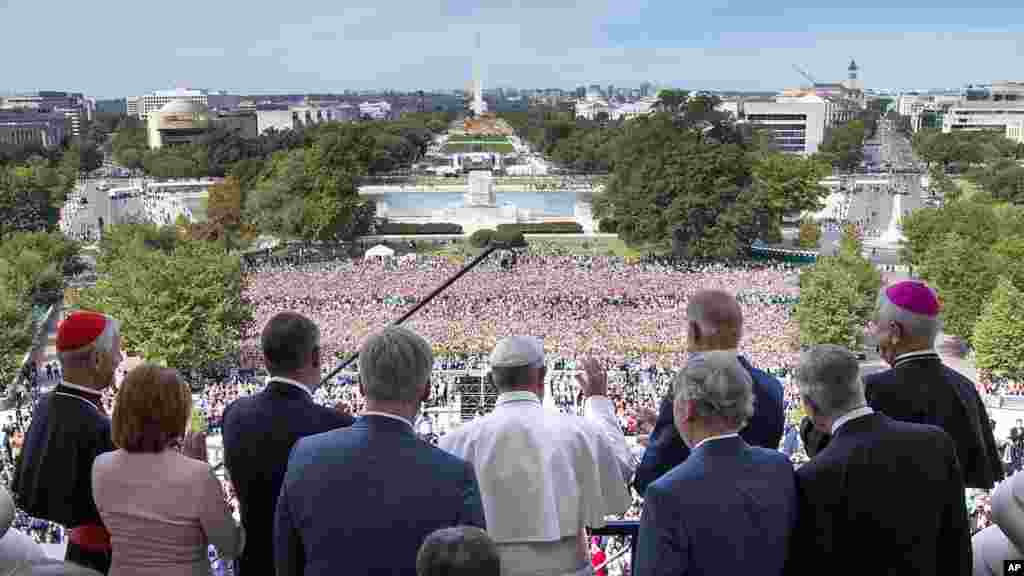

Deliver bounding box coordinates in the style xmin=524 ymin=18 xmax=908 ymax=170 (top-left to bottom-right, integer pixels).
xmin=358 ymin=326 xmax=434 ymax=403
xmin=673 ymin=351 xmax=755 ymax=429
xmin=795 ymin=345 xmax=864 ymax=420
xmin=875 ymin=282 xmax=942 ymax=345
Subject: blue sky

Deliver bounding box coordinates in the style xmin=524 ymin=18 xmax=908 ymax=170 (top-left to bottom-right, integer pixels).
xmin=2 ymin=0 xmax=1023 ymax=98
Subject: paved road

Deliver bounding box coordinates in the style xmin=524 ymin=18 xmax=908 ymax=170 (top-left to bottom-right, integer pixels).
xmin=63 ymin=177 xmax=138 ymax=238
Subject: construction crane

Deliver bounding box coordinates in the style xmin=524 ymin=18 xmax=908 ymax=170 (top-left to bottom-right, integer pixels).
xmin=792 ymin=64 xmax=819 ymax=87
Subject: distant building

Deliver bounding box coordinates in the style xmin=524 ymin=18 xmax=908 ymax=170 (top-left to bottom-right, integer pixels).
xmin=359 ymin=100 xmax=392 ymax=120
xmin=0 ymin=91 xmax=92 ymax=137
xmin=146 ymin=99 xmax=211 ymax=149
xmin=254 ymin=103 xmax=357 ymax=134
xmin=742 ymin=96 xmax=828 ymax=155
xmin=126 ymin=96 xmax=140 ymax=118
xmin=131 ymin=89 xmax=239 ymax=121
xmin=942 ymin=101 xmax=1024 ymax=133
xmin=1006 ymin=119 xmax=1024 ymax=144
xmin=0 ymin=110 xmax=68 ymax=148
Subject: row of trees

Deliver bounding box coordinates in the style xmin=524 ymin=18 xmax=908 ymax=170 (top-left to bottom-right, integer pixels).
xmin=111 ymin=112 xmax=455 ymax=180
xmin=900 ymin=195 xmax=1024 ymax=379
xmin=578 ymin=93 xmax=831 ymax=259
xmin=0 ymin=232 xmax=79 ymax=386
xmin=71 ymin=223 xmax=250 ymax=375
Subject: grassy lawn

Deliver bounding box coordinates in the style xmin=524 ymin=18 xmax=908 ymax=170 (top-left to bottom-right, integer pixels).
xmin=953 ymin=177 xmax=981 ymax=200
xmin=411 ymin=235 xmax=664 ymax=260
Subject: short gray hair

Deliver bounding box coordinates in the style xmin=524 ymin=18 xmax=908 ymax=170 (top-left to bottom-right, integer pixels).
xmin=795 ymin=345 xmax=863 ymax=419
xmin=672 ymin=351 xmax=755 ymax=429
xmin=416 ymin=526 xmax=500 ymax=576
xmin=359 ymin=326 xmax=433 ymax=403
xmin=876 ymin=288 xmax=941 ymax=345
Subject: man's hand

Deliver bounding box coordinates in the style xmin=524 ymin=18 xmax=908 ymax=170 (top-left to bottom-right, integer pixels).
xmin=575 ymin=357 xmax=607 ymax=398
xmin=182 ymin=431 xmax=208 ymax=462
xmin=334 ymin=402 xmax=351 ymax=418
xmin=636 ymin=407 xmax=658 ymax=430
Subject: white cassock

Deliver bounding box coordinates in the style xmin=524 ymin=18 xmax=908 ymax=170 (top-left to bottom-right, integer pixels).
xmin=440 ymin=391 xmax=633 ymax=576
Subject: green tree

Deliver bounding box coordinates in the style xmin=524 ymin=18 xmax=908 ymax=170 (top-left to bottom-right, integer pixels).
xmin=79 ymin=229 xmax=250 ymax=372
xmin=899 ymin=199 xmax=1002 ymax=269
xmin=750 ymin=152 xmax=831 ymax=233
xmin=795 ymin=258 xmax=865 ymax=348
xmin=917 ymin=231 xmax=998 ymax=342
xmin=973 ymin=277 xmax=1024 ymax=381
xmin=0 ymin=280 xmax=32 ymax=388
xmin=654 ymin=89 xmax=690 ymax=115
xmin=818 ymin=120 xmax=866 ymax=172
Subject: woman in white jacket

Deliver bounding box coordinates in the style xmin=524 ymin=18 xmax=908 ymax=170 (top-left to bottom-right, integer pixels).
xmin=973 ymin=473 xmax=1024 ymax=575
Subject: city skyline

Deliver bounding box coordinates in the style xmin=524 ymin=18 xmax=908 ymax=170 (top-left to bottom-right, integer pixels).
xmin=2 ymin=0 xmax=1023 ymax=98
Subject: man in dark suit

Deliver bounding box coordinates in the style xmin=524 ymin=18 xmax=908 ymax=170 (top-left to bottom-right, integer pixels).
xmin=635 ymin=351 xmax=797 ymax=576
xmin=793 ymin=345 xmax=970 ymax=575
xmin=222 ymin=312 xmax=354 ymax=576
xmin=801 ymin=280 xmax=1003 ymax=489
xmin=634 ymin=289 xmax=785 ymax=495
xmin=275 ymin=326 xmax=485 ymax=576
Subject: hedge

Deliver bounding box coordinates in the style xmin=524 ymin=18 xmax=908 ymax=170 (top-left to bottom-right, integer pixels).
xmin=496 ymin=222 xmax=584 ymax=234
xmin=375 ymin=222 xmax=464 ymax=235
xmin=469 ymin=229 xmax=495 ymax=248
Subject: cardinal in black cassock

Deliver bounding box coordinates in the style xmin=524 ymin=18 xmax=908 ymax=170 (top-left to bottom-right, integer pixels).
xmin=12 ymin=311 xmax=122 ymax=574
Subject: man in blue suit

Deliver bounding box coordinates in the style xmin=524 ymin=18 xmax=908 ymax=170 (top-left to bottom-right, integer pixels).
xmin=635 ymin=351 xmax=797 ymax=576
xmin=634 ymin=290 xmax=785 ymax=495
xmin=222 ymin=312 xmax=354 ymax=575
xmin=275 ymin=326 xmax=486 ymax=576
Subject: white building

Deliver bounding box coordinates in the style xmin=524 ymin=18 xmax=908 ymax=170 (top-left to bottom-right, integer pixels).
xmin=1006 ymin=119 xmax=1024 ymax=144
xmin=942 ymin=101 xmax=1024 ymax=133
xmin=358 ymin=101 xmax=391 ymax=120
xmin=131 ymin=89 xmax=239 ymax=121
xmin=254 ymin=103 xmax=357 ymax=134
xmin=743 ymin=95 xmax=828 ymax=155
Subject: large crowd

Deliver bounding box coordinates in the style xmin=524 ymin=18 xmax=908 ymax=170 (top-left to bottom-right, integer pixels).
xmin=241 ymin=247 xmax=803 ymax=372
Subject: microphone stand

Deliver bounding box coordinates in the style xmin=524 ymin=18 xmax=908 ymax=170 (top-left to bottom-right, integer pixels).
xmin=319 ymin=243 xmax=504 ymax=387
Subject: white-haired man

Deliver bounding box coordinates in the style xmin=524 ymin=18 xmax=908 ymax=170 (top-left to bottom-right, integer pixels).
xmin=794 ymin=345 xmax=969 ymax=575
xmin=634 ymin=351 xmax=797 ymax=576
xmin=275 ymin=326 xmax=485 ymax=576
xmin=801 ymin=280 xmax=1003 ymax=489
xmin=440 ymin=337 xmax=632 ymax=576
xmin=13 ymin=311 xmax=123 ymax=574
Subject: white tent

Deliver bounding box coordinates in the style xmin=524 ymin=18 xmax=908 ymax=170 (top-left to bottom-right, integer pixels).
xmin=364 ymin=244 xmax=396 ymax=259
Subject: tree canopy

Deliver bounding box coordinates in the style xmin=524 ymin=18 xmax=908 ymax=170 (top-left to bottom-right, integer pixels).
xmin=78 ymin=224 xmax=249 ymax=373
xmin=795 ymin=239 xmax=881 ymax=348
xmin=973 ymin=277 xmax=1024 ymax=381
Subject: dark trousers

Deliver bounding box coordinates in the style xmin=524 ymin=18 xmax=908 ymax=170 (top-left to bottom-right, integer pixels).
xmin=66 ymin=541 xmax=112 ymax=574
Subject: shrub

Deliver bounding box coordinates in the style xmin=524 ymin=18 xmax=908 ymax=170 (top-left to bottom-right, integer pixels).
xmin=374 ymin=222 xmax=464 ymax=235
xmin=496 ymin=222 xmax=584 ymax=234
xmin=469 ymin=229 xmax=495 ymax=248
xmin=598 ymin=219 xmax=618 ymax=233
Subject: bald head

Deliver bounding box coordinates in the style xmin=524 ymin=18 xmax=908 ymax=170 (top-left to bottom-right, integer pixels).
xmin=687 ymin=290 xmax=743 ymax=351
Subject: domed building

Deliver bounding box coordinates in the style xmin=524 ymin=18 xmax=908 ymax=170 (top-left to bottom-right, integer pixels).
xmin=147 ymin=99 xmax=211 ymax=149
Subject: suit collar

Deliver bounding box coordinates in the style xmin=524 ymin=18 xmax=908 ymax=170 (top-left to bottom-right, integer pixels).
xmin=690 ymin=434 xmax=746 ymax=458
xmin=357 ymin=413 xmax=417 ymax=437
xmin=55 ymin=382 xmax=104 ymax=412
xmin=832 ymin=411 xmax=886 ymax=439
xmin=266 ymin=377 xmax=314 ymax=400
xmin=893 ymin=349 xmax=940 ymax=369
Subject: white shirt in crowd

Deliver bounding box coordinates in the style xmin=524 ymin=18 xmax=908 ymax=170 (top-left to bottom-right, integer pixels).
xmin=440 ymin=390 xmax=633 ymax=576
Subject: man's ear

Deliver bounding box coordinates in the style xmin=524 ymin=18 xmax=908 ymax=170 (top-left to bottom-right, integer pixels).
xmin=311 ymin=346 xmax=321 ymax=368
xmin=889 ymin=321 xmax=903 ymax=344
xmin=690 ymin=321 xmax=702 ymax=344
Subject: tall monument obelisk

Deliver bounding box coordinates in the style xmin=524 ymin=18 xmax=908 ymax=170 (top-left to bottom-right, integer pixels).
xmin=471 ymin=32 xmax=485 ymax=116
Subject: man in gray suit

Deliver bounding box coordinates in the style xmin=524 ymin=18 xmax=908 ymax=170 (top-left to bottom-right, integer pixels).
xmin=635 ymin=352 xmax=797 ymax=576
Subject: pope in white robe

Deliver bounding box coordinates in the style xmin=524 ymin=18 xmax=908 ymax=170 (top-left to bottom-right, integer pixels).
xmin=440 ymin=336 xmax=634 ymax=576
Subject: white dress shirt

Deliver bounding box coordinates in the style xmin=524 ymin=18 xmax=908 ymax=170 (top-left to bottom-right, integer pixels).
xmin=691 ymin=432 xmax=740 ymax=452
xmin=440 ymin=390 xmax=632 ymax=576
xmin=831 ymin=406 xmax=874 ymax=435
xmin=266 ymin=376 xmax=312 ymax=398
xmin=361 ymin=411 xmax=414 ymax=429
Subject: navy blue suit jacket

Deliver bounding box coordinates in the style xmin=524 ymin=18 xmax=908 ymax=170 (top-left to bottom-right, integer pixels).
xmin=274 ymin=414 xmax=486 ymax=576
xmin=221 ymin=380 xmax=354 ymax=576
xmin=635 ymin=436 xmax=797 ymax=576
xmin=634 ymin=356 xmax=785 ymax=494
xmin=794 ymin=413 xmax=970 ymax=576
